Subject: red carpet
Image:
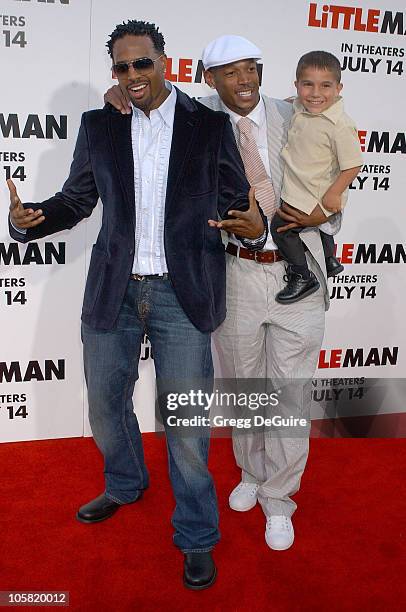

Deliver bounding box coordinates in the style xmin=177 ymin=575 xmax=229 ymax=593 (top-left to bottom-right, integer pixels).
xmin=1 ymin=435 xmax=405 ymax=611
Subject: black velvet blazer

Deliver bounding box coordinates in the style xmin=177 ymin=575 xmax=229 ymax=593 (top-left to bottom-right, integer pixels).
xmin=9 ymin=88 xmax=266 ymax=332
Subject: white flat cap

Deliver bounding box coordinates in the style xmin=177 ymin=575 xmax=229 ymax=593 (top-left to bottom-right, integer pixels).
xmin=202 ymin=35 xmax=262 ymax=70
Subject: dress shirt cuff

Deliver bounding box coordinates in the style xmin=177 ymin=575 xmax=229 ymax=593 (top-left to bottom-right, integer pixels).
xmin=238 ymin=222 xmax=268 ymax=250
xmin=10 ymin=217 xmax=27 ymax=234
xmin=243 ymin=227 xmax=267 ymax=246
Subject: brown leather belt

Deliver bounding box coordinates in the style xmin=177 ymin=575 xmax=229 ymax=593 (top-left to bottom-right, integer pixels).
xmin=226 ymin=243 xmax=283 ymax=264
xmin=131 ymin=273 xmax=169 ymax=281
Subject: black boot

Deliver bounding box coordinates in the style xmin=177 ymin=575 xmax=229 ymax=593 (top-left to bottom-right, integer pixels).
xmin=183 ymin=552 xmax=217 ymax=590
xmin=276 ymin=266 xmax=320 ymax=304
xmin=325 ymin=256 xmax=344 ymax=277
xmin=76 ymin=492 xmax=142 ymax=524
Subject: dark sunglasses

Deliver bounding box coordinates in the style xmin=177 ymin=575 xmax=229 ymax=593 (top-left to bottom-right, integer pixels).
xmin=113 ymin=54 xmax=164 ymax=75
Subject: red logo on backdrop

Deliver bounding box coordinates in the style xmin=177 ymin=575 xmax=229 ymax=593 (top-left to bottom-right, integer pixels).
xmin=358 ymin=131 xmax=406 ymax=153
xmin=318 ymin=347 xmax=398 ymax=369
xmin=165 ymin=58 xmax=194 ymax=82
xmin=163 ymin=58 xmax=263 ymax=84
xmin=334 ymin=244 xmax=406 ymax=264
xmin=308 ymin=3 xmax=406 ymax=35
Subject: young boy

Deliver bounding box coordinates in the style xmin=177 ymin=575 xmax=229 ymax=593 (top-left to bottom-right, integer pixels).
xmin=271 ymin=50 xmax=363 ymax=304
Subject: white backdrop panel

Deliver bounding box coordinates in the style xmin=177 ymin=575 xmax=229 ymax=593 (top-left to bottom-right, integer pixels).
xmin=0 ymin=0 xmax=92 ymax=441
xmin=1 ymin=0 xmax=405 ymax=442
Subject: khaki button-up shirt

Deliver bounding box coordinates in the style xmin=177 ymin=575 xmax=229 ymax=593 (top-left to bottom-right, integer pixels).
xmin=281 ymin=97 xmax=363 ymax=216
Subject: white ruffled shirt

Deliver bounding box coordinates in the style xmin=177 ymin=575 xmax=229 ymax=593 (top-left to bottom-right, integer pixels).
xmin=131 ymin=82 xmax=176 ymax=274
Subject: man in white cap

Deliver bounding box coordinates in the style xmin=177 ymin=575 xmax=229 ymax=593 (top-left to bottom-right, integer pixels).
xmin=103 ymin=34 xmax=328 ymax=551
xmin=201 ymin=35 xmax=328 ymax=551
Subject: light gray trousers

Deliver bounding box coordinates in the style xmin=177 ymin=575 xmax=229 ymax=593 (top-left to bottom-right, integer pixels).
xmin=214 ymin=254 xmax=325 ymax=517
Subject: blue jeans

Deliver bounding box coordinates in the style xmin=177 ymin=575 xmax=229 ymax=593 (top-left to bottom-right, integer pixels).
xmin=82 ymin=277 xmax=219 ymax=552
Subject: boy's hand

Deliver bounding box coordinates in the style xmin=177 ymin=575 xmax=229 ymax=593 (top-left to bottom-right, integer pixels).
xmin=104 ymin=85 xmax=131 ymax=115
xmin=6 ymin=179 xmax=45 ymax=229
xmin=276 ymin=202 xmax=327 ymax=232
xmin=322 ymin=192 xmax=342 ymax=214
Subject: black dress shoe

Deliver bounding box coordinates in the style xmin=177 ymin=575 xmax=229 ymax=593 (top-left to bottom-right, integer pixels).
xmin=76 ymin=492 xmax=142 ymax=524
xmin=276 ymin=268 xmax=320 ymax=304
xmin=183 ymin=552 xmax=217 ymax=590
xmin=325 ymin=256 xmax=344 ymax=277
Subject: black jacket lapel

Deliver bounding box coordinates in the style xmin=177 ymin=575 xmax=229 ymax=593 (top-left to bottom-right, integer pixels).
xmin=165 ymin=89 xmax=200 ymax=213
xmin=108 ymin=108 xmax=135 ymax=221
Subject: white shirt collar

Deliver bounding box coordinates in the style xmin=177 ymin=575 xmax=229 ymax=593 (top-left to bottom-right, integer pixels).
xmin=221 ymin=95 xmax=265 ymax=128
xmin=293 ymin=95 xmax=344 ymax=125
xmin=132 ymin=81 xmax=177 ymax=127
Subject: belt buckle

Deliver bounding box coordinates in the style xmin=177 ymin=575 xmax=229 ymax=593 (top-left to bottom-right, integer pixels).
xmin=132 ymin=273 xmax=145 ymax=281
xmin=254 ymin=250 xmax=260 ymax=263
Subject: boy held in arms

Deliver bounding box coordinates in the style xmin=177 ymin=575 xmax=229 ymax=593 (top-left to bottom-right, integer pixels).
xmin=271 ymin=50 xmax=362 ymax=303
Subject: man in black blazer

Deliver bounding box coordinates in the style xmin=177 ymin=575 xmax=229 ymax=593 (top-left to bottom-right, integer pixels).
xmin=7 ymin=20 xmax=266 ymax=589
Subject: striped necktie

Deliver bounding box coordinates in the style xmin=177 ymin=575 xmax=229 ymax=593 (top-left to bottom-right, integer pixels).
xmin=237 ymin=116 xmax=277 ymax=219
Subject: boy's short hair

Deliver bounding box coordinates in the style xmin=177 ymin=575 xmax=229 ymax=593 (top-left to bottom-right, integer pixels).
xmin=296 ymin=51 xmax=341 ymax=82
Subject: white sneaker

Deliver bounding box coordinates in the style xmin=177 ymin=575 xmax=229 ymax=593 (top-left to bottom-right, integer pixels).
xmin=229 ymin=482 xmax=259 ymax=512
xmin=265 ymin=515 xmax=294 ymax=550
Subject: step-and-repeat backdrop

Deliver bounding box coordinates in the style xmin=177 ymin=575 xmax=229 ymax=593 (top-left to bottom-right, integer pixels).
xmin=1 ymin=0 xmax=404 ymax=442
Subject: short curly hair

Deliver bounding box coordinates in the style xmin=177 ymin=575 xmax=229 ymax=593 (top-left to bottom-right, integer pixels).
xmin=106 ymin=20 xmax=165 ymax=58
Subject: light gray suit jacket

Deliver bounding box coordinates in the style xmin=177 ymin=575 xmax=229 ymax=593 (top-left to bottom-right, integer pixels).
xmin=200 ymin=93 xmax=329 ymax=310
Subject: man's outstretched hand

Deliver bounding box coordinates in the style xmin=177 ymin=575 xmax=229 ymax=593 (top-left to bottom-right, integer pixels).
xmin=208 ymin=187 xmax=265 ymax=240
xmin=104 ymin=85 xmax=132 ymax=115
xmin=7 ymin=179 xmax=45 ymax=230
